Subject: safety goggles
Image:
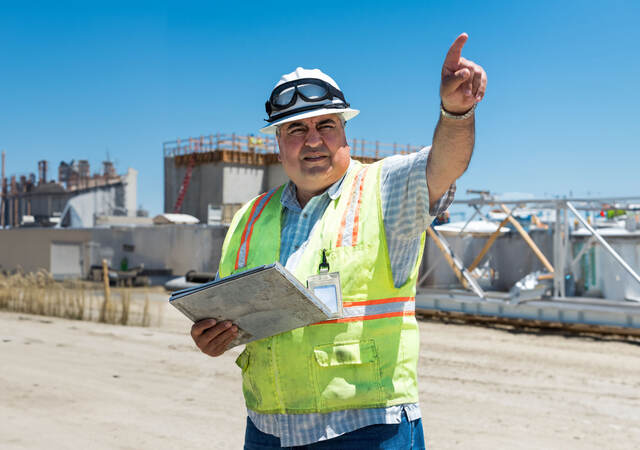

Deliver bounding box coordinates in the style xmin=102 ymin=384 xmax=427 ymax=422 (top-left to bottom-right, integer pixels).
xmin=265 ymin=78 xmax=349 ymax=122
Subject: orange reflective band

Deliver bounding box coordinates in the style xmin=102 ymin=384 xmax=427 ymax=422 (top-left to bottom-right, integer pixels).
xmin=313 ymin=310 xmax=415 ymax=325
xmin=350 ymin=166 xmax=368 ymax=246
xmin=336 ymin=168 xmax=362 ymax=248
xmin=342 ymin=296 xmax=414 ymax=308
xmin=245 ymin=188 xmax=278 ymax=263
xmin=234 ymin=189 xmax=277 ymax=270
xmin=235 ymin=193 xmax=265 ymax=270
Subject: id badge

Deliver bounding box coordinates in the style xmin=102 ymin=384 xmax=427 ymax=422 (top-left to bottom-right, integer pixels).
xmin=307 ymin=271 xmax=342 ymax=318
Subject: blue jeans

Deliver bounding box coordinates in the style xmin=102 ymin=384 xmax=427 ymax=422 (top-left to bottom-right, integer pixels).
xmin=244 ymin=411 xmax=426 ymax=449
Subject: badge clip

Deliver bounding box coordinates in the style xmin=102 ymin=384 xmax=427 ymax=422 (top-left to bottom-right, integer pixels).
xmin=307 ymin=249 xmax=342 ymax=318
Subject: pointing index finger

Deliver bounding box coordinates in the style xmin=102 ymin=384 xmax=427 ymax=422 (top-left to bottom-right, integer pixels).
xmin=443 ymin=33 xmax=469 ymax=71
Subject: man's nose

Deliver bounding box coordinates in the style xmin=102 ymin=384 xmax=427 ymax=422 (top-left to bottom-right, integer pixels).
xmin=305 ymin=127 xmax=323 ymax=147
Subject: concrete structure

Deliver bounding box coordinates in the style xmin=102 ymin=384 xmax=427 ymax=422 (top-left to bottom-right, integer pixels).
xmin=0 ymin=225 xmax=227 ymax=279
xmin=165 ymin=159 xmax=276 ymax=224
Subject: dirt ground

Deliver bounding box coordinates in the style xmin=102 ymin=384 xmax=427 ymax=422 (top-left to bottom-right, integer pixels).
xmin=1 ymin=303 xmax=639 ymax=449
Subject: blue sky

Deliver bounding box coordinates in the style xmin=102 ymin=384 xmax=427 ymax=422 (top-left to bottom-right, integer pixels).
xmin=1 ymin=1 xmax=639 ymax=215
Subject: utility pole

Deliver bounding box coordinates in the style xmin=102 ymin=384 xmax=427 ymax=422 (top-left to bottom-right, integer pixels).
xmin=1 ymin=150 xmax=5 ymax=228
xmin=11 ymin=175 xmax=17 ymax=227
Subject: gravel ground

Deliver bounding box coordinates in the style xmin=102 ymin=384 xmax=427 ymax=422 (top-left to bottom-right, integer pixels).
xmin=1 ymin=305 xmax=639 ymax=449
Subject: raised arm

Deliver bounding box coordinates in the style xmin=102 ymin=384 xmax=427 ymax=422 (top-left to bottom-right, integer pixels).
xmin=427 ymin=33 xmax=487 ymax=211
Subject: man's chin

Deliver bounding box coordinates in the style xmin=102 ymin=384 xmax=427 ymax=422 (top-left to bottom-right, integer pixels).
xmin=302 ymin=165 xmax=332 ymax=178
xmin=297 ymin=167 xmax=339 ymax=190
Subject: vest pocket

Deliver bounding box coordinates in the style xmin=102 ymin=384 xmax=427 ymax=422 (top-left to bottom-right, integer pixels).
xmin=311 ymin=340 xmax=383 ymax=410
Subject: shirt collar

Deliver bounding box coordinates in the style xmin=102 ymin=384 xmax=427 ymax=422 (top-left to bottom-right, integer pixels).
xmin=281 ymin=159 xmax=354 ymax=211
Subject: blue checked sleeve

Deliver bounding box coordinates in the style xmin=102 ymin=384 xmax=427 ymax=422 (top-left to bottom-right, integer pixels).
xmin=380 ymin=146 xmax=456 ymax=286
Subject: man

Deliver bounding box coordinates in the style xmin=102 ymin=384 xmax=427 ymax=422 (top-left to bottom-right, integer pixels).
xmin=191 ymin=33 xmax=486 ymax=449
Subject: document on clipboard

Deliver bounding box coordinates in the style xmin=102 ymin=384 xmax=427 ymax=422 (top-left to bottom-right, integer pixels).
xmin=169 ymin=262 xmax=334 ymax=348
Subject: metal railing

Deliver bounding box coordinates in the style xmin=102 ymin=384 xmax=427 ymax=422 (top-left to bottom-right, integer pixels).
xmin=163 ymin=134 xmax=278 ymax=158
xmin=163 ymin=133 xmax=425 ymax=160
xmin=447 ymin=193 xmax=640 ymax=300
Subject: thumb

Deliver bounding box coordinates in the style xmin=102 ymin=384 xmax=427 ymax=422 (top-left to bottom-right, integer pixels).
xmin=442 ymin=68 xmax=470 ymax=94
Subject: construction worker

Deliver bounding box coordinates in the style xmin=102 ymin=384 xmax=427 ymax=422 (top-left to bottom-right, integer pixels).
xmin=191 ymin=33 xmax=486 ymax=449
xmin=248 ymin=133 xmax=257 ymax=152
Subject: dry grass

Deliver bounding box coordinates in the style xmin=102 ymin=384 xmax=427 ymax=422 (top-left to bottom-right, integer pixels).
xmin=0 ymin=270 xmax=152 ymax=326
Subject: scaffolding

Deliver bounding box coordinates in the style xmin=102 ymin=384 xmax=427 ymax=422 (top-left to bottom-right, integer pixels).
xmin=162 ymin=133 xmax=425 ymax=165
xmin=417 ymin=193 xmax=640 ymax=333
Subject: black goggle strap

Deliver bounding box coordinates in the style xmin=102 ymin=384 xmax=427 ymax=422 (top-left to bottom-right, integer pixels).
xmin=274 ymin=81 xmax=345 ymax=103
xmin=266 ymin=79 xmax=347 ymax=116
xmin=265 ymin=101 xmax=350 ymax=123
xmin=270 ymin=78 xmax=333 ymax=100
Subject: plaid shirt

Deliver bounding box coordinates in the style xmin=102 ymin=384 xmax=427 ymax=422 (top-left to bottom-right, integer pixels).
xmin=248 ymin=146 xmax=455 ymax=446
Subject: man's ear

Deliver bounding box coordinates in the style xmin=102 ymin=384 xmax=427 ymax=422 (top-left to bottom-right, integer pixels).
xmin=275 ymin=133 xmax=281 ymax=161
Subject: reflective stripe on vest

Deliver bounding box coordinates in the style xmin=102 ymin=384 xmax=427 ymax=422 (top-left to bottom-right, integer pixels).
xmin=314 ymin=296 xmax=415 ymax=324
xmin=235 ymin=187 xmax=279 ymax=270
xmin=336 ymin=166 xmax=369 ymax=247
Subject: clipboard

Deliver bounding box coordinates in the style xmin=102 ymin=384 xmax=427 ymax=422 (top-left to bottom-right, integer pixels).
xmin=169 ymin=262 xmax=333 ymax=348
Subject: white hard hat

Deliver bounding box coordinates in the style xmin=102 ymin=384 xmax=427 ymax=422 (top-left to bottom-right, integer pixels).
xmin=260 ymin=67 xmax=359 ymax=134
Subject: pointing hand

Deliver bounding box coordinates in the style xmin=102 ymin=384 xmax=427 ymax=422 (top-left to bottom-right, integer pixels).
xmin=440 ymin=33 xmax=487 ymax=114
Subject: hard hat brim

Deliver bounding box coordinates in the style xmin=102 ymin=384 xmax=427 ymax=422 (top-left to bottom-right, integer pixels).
xmin=260 ymin=107 xmax=359 ymax=135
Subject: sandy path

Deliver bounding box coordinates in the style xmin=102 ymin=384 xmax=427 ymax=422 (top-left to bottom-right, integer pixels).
xmin=1 ymin=305 xmax=638 ymax=449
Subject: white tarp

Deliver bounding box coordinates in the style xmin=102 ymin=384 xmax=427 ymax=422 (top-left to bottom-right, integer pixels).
xmin=152 ymin=213 xmax=199 ymax=225
xmin=58 ymin=187 xmax=120 ymax=228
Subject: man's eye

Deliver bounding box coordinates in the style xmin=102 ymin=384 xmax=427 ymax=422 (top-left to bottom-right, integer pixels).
xmin=289 ymin=128 xmax=305 ymax=135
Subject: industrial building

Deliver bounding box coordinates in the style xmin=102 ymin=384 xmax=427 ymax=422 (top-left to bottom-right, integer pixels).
xmin=163 ymin=133 xmax=424 ymax=223
xmin=0 ymin=150 xmax=138 ymax=228
xmin=0 ymin=133 xmax=424 ymax=279
xmin=0 ymin=224 xmax=225 ymax=280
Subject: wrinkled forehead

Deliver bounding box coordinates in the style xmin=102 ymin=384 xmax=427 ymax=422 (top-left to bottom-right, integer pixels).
xmin=278 ymin=113 xmax=344 ymax=132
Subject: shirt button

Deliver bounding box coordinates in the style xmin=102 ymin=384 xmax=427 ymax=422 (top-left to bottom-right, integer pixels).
xmin=294 ymin=244 xmax=300 ymax=249
xmin=303 ymin=213 xmax=308 ymax=218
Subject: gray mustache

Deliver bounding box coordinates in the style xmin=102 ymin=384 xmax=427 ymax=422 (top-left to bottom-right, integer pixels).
xmin=301 ymin=147 xmax=329 ymax=158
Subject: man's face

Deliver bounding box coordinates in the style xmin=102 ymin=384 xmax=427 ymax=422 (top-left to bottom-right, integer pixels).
xmin=276 ymin=113 xmax=350 ymax=198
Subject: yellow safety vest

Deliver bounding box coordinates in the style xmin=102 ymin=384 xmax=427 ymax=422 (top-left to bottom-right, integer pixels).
xmin=218 ymin=160 xmax=423 ymax=414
